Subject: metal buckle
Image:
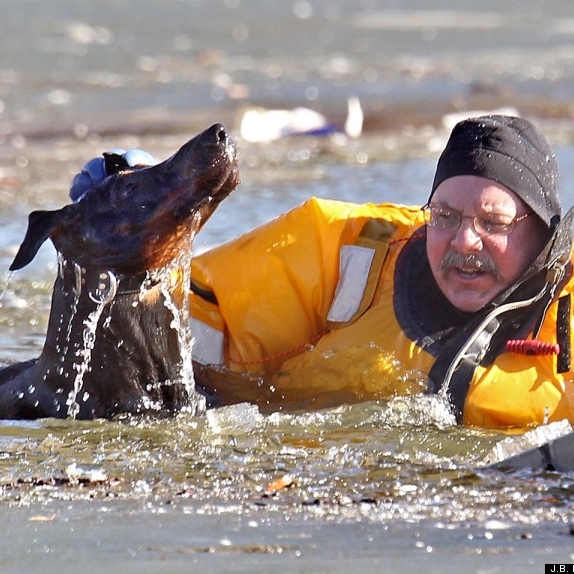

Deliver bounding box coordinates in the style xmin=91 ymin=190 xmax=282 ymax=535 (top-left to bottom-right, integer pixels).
xmin=89 ymin=270 xmax=118 ymax=305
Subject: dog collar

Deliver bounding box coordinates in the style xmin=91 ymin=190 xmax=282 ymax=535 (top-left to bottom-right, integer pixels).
xmin=57 ymin=255 xmax=157 ymax=305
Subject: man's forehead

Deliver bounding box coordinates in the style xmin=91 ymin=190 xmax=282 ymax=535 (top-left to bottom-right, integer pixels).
xmin=431 ymin=175 xmax=525 ymax=211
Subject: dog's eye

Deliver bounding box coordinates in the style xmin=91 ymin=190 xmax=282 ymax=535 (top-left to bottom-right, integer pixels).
xmin=118 ymin=183 xmax=137 ymax=200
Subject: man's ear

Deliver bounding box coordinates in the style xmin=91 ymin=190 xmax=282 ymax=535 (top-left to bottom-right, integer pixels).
xmin=9 ymin=210 xmax=61 ymax=271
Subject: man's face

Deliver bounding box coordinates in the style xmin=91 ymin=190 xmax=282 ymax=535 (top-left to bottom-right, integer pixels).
xmin=426 ymin=175 xmax=547 ymax=313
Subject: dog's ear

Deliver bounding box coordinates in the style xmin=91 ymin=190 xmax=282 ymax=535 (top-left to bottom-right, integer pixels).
xmin=103 ymin=152 xmax=131 ymax=175
xmin=9 ymin=210 xmax=61 ymax=271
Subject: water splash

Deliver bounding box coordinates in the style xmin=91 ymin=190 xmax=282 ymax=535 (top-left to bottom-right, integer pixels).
xmin=66 ymin=300 xmax=106 ymax=418
xmin=381 ymin=393 xmax=457 ymax=428
xmin=57 ymin=254 xmax=80 ymax=369
xmin=158 ymin=217 xmax=206 ymax=416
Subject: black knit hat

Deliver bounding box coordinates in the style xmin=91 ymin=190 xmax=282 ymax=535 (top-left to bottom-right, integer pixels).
xmin=430 ymin=115 xmax=560 ymax=229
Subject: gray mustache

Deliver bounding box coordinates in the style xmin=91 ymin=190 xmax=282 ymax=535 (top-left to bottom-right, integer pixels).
xmin=440 ymin=251 xmax=501 ymax=279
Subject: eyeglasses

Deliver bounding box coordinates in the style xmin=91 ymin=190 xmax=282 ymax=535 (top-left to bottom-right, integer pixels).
xmin=423 ymin=204 xmax=531 ymax=237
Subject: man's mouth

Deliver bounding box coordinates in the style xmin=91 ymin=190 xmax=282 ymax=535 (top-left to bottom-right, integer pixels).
xmin=440 ymin=252 xmax=502 ymax=281
xmin=454 ymin=266 xmax=484 ymax=278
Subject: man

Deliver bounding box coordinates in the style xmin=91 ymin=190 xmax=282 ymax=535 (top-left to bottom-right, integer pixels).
xmin=72 ymin=115 xmax=574 ymax=428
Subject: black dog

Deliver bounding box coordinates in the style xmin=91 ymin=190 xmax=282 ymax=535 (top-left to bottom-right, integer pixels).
xmin=0 ymin=123 xmax=239 ymax=420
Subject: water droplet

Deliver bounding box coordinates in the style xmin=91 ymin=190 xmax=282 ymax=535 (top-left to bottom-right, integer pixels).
xmin=0 ymin=271 xmax=14 ymax=303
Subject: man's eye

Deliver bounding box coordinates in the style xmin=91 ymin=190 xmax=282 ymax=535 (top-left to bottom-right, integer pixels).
xmin=477 ymin=216 xmax=509 ymax=232
xmin=436 ymin=209 xmax=457 ymax=223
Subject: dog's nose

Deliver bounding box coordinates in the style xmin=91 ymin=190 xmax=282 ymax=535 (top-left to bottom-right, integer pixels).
xmin=203 ymin=123 xmax=229 ymax=146
xmin=216 ymin=123 xmax=228 ymax=144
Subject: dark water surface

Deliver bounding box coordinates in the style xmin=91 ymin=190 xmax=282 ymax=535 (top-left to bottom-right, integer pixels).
xmin=2 ymin=1 xmax=574 ymax=572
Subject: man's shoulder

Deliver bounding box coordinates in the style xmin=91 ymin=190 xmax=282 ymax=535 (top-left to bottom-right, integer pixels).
xmin=303 ymin=197 xmax=422 ymax=225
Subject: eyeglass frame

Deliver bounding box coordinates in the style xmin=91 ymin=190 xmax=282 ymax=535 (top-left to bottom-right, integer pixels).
xmin=422 ymin=203 xmax=532 ymax=237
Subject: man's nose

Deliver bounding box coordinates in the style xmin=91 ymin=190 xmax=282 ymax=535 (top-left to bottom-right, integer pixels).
xmin=450 ymin=218 xmax=483 ymax=252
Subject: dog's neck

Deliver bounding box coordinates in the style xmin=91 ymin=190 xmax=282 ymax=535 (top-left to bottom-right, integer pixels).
xmin=26 ymin=257 xmax=190 ymax=418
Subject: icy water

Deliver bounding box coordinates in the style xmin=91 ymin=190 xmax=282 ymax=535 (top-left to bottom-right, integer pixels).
xmin=2 ymin=1 xmax=574 ymax=572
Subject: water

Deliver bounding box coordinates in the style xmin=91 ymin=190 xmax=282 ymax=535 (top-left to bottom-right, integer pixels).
xmin=159 ymin=247 xmax=207 ymax=415
xmin=2 ymin=0 xmax=574 ymax=571
xmin=65 ymin=296 xmax=104 ymax=418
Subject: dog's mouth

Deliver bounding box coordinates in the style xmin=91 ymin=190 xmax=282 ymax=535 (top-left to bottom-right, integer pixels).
xmin=10 ymin=124 xmax=240 ymax=275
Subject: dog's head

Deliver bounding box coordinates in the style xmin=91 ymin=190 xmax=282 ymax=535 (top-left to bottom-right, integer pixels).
xmin=10 ymin=123 xmax=239 ymax=274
